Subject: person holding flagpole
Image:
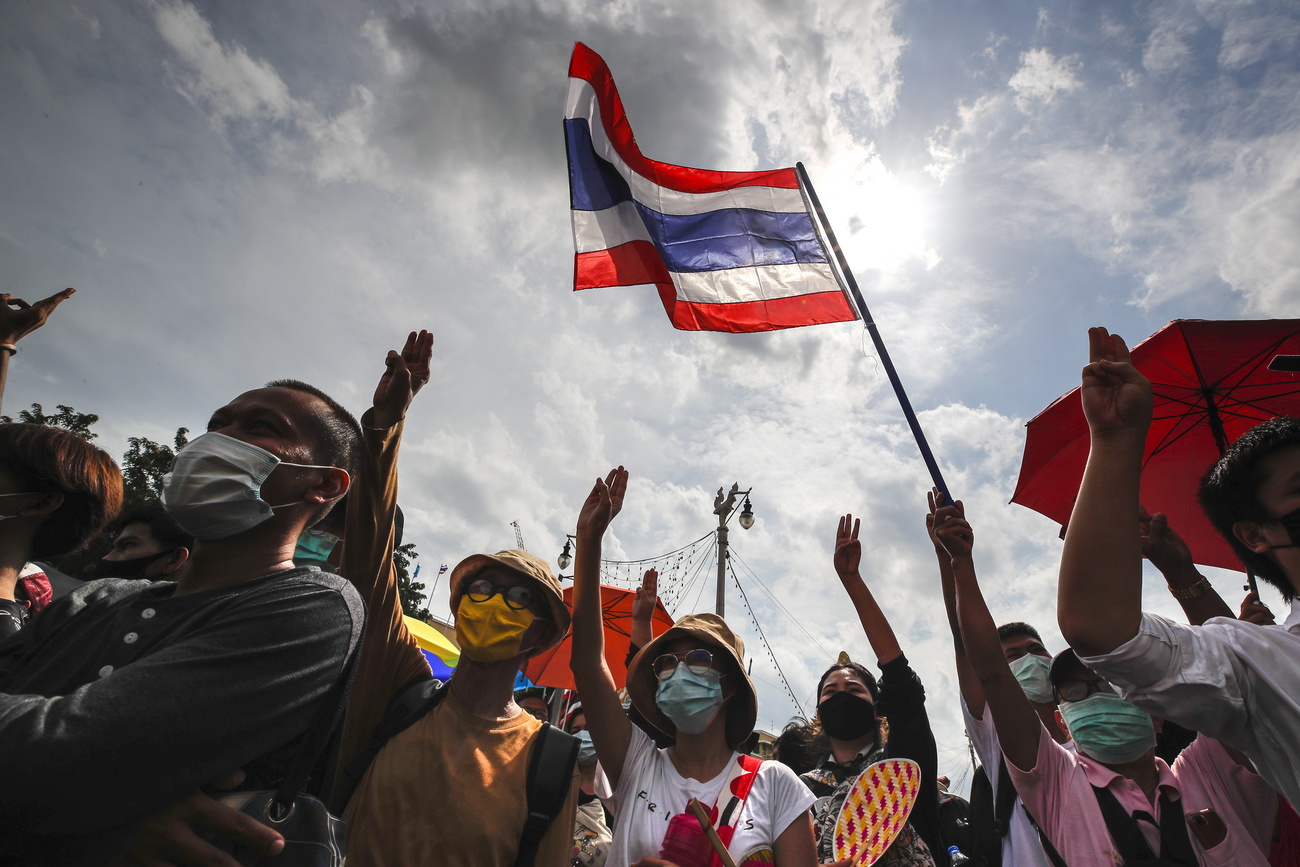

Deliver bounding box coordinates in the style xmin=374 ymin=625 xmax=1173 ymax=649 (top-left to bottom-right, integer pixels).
xmin=569 ymin=467 xmax=822 ymax=867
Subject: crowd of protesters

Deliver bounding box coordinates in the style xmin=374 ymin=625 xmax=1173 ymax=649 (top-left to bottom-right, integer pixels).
xmin=0 ymin=291 xmax=1298 ymax=867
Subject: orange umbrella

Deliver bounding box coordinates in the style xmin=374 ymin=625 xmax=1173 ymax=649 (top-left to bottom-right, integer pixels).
xmin=523 ymin=584 xmax=673 ymax=691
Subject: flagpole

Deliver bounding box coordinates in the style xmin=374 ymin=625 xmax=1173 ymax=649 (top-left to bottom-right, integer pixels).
xmin=795 ymin=162 xmax=952 ymax=503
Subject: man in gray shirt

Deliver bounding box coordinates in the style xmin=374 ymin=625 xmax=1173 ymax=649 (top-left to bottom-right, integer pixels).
xmin=0 ymin=379 xmax=366 ymax=861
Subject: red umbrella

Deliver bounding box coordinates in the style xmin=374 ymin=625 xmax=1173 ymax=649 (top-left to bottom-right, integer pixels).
xmin=523 ymin=584 xmax=674 ymax=691
xmin=1012 ymin=319 xmax=1300 ymax=573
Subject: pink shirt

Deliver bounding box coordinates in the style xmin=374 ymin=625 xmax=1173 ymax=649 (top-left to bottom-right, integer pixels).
xmin=1006 ymin=729 xmax=1275 ymax=866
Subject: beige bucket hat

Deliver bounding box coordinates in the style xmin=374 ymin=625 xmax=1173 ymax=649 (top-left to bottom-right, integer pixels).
xmin=448 ymin=549 xmax=571 ymax=655
xmin=625 ymin=612 xmax=757 ymax=749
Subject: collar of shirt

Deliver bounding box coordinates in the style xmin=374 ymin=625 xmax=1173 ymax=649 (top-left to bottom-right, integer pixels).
xmin=1077 ymin=751 xmax=1182 ymax=803
xmin=1282 ymin=598 xmax=1300 ymax=633
xmin=817 ymin=742 xmax=881 ymax=777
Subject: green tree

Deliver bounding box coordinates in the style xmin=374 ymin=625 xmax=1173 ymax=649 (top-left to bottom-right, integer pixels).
xmin=120 ymin=428 xmax=189 ymax=513
xmin=394 ymin=541 xmax=429 ymax=620
xmin=1 ymin=403 xmax=99 ymax=440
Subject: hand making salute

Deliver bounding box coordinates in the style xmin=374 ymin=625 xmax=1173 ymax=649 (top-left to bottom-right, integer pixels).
xmin=933 ymin=494 xmax=1275 ymax=866
xmin=337 ymin=331 xmax=581 ymax=867
xmin=928 ymin=490 xmax=1062 ymax=867
xmin=799 ymin=514 xmax=945 ymax=867
xmin=569 ymin=468 xmax=818 ymax=867
xmin=1057 ymin=327 xmax=1300 ymax=809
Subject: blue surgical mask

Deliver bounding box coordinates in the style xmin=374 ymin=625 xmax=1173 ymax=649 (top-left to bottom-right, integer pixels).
xmin=1058 ymin=692 xmax=1155 ymax=764
xmin=574 ymin=729 xmax=598 ymax=767
xmin=294 ymin=530 xmax=339 ymax=569
xmin=655 ymin=666 xmax=725 ymax=735
xmin=1008 ymin=653 xmax=1054 ymax=704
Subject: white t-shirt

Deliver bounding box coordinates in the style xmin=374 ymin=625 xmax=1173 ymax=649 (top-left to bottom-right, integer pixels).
xmin=607 ymin=726 xmax=814 ymax=867
xmin=962 ymin=695 xmax=1057 ymax=867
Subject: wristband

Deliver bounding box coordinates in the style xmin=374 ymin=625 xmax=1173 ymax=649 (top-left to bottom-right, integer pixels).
xmin=0 ymin=343 xmax=16 ymax=355
xmin=1168 ymin=575 xmax=1212 ymax=601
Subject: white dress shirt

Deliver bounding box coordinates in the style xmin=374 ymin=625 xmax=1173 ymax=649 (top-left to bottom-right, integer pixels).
xmin=1080 ymin=599 xmax=1300 ymax=807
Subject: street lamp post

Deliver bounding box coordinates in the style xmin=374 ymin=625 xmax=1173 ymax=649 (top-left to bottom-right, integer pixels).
xmin=712 ymin=483 xmax=754 ymax=618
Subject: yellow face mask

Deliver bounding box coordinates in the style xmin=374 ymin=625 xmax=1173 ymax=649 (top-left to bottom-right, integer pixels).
xmin=455 ymin=594 xmax=538 ymax=662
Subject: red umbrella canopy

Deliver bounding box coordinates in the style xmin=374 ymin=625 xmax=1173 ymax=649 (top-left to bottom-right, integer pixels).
xmin=1012 ymin=319 xmax=1300 ymax=573
xmin=522 ymin=584 xmax=674 ymax=692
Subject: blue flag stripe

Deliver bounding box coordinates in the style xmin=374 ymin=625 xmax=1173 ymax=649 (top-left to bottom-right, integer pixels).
xmin=567 ymin=120 xmax=827 ymax=273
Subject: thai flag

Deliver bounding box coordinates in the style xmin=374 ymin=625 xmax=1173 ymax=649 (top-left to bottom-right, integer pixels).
xmin=564 ymin=43 xmax=859 ymax=333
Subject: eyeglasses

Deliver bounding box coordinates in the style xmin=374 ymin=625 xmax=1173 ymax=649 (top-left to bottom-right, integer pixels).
xmin=465 ymin=577 xmax=536 ymax=611
xmin=653 ymin=649 xmax=719 ymax=681
xmin=1055 ymin=677 xmax=1116 ymax=703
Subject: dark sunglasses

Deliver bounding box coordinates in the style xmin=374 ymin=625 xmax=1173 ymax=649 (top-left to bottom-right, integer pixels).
xmin=465 ymin=577 xmax=536 ymax=611
xmin=1055 ymin=677 xmax=1116 ymax=704
xmin=653 ymin=648 xmax=720 ymax=681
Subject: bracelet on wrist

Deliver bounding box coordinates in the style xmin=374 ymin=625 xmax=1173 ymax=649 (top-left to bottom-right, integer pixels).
xmin=1168 ymin=575 xmax=1212 ymax=601
xmin=0 ymin=343 xmax=16 ymax=356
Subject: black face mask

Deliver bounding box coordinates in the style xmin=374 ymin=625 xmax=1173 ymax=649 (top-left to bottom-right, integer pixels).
xmin=87 ymin=549 xmax=175 ymax=579
xmin=818 ymin=691 xmax=877 ymax=741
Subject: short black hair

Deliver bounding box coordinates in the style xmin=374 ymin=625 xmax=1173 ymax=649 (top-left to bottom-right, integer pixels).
xmin=265 ymin=380 xmax=362 ymax=527
xmin=772 ymin=718 xmax=829 ymax=776
xmin=815 ymin=661 xmax=879 ymax=703
xmin=997 ymin=622 xmax=1043 ymax=644
xmin=1200 ymin=416 xmax=1300 ymax=600
xmin=265 ymin=379 xmax=362 ymax=478
xmin=115 ymin=501 xmax=194 ymax=552
xmin=0 ymin=424 xmax=124 ymax=558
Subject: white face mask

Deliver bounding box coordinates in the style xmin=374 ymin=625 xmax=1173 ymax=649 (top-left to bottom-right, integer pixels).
xmin=161 ymin=432 xmax=341 ymax=541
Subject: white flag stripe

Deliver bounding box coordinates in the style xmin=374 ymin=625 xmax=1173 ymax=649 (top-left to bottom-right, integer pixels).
xmin=572 ymin=201 xmax=652 ymax=253
xmin=566 ymin=79 xmax=807 ymax=217
xmin=669 ymin=262 xmax=841 ymax=305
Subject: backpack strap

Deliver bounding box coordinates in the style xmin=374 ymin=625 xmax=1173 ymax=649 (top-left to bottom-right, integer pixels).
xmin=333 ymin=674 xmax=448 ymax=810
xmin=513 ymin=722 xmax=580 ymax=867
xmin=1091 ymin=784 xmax=1196 ymax=866
xmin=992 ymin=756 xmax=1018 ymax=839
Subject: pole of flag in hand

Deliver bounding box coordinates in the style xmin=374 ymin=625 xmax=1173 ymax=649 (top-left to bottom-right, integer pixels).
xmin=563 ymin=42 xmax=951 ymax=501
xmin=795 ymin=163 xmax=951 ymax=504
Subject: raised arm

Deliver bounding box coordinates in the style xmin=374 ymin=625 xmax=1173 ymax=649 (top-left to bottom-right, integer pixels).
xmin=834 ymin=513 xmax=901 ymax=664
xmin=333 ymin=330 xmax=434 ymax=802
xmin=0 ymin=288 xmax=75 ymax=414
xmin=570 ymin=467 xmax=633 ymax=787
xmin=928 ymin=490 xmax=986 ymax=716
xmin=1140 ymin=507 xmax=1234 ymax=626
xmin=934 ymin=499 xmax=1044 ymax=772
xmin=1057 ymin=327 xmax=1152 ymax=657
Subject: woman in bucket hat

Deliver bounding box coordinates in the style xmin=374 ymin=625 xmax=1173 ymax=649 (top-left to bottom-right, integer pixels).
xmin=569 ymin=468 xmax=821 ymax=867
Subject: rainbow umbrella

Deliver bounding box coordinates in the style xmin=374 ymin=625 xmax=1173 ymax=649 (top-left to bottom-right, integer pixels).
xmin=404 ymin=615 xmax=459 ymax=681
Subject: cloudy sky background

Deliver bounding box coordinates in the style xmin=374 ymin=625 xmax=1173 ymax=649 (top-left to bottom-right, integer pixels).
xmin=4 ymin=0 xmax=1299 ymax=790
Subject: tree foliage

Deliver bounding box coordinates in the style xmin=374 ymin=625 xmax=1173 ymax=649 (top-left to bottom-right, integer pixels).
xmin=1 ymin=403 xmax=99 ymax=440
xmin=394 ymin=541 xmax=429 ymax=620
xmin=120 ymin=428 xmax=190 ymax=512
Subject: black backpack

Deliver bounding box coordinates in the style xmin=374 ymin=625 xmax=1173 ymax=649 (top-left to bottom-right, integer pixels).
xmin=337 ymin=677 xmax=580 ymax=867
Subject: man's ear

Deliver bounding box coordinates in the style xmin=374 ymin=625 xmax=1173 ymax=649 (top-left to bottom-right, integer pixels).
xmin=1233 ymin=520 xmax=1273 ymax=554
xmin=161 ymin=547 xmax=190 ymax=576
xmin=523 ymin=618 xmax=558 ymax=657
xmin=306 ymin=469 xmax=350 ymax=506
xmin=1054 ymin=709 xmax=1070 ymax=741
xmin=20 ymin=492 xmax=63 ymax=518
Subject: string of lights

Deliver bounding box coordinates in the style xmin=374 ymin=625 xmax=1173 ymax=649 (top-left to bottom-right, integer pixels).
xmin=729 ymin=561 xmax=804 ymax=717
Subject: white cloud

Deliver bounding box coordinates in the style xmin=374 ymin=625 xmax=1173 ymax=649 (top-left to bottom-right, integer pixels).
xmin=1008 ymin=48 xmax=1081 ymax=111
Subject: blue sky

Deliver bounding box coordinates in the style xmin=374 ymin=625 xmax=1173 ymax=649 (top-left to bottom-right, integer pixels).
xmin=3 ymin=0 xmax=1298 ymax=790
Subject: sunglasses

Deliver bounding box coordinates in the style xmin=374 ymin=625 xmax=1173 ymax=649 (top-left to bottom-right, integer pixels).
xmin=653 ymin=648 xmax=722 ymax=681
xmin=1055 ymin=677 xmax=1117 ymax=704
xmin=465 ymin=577 xmax=536 ymax=611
